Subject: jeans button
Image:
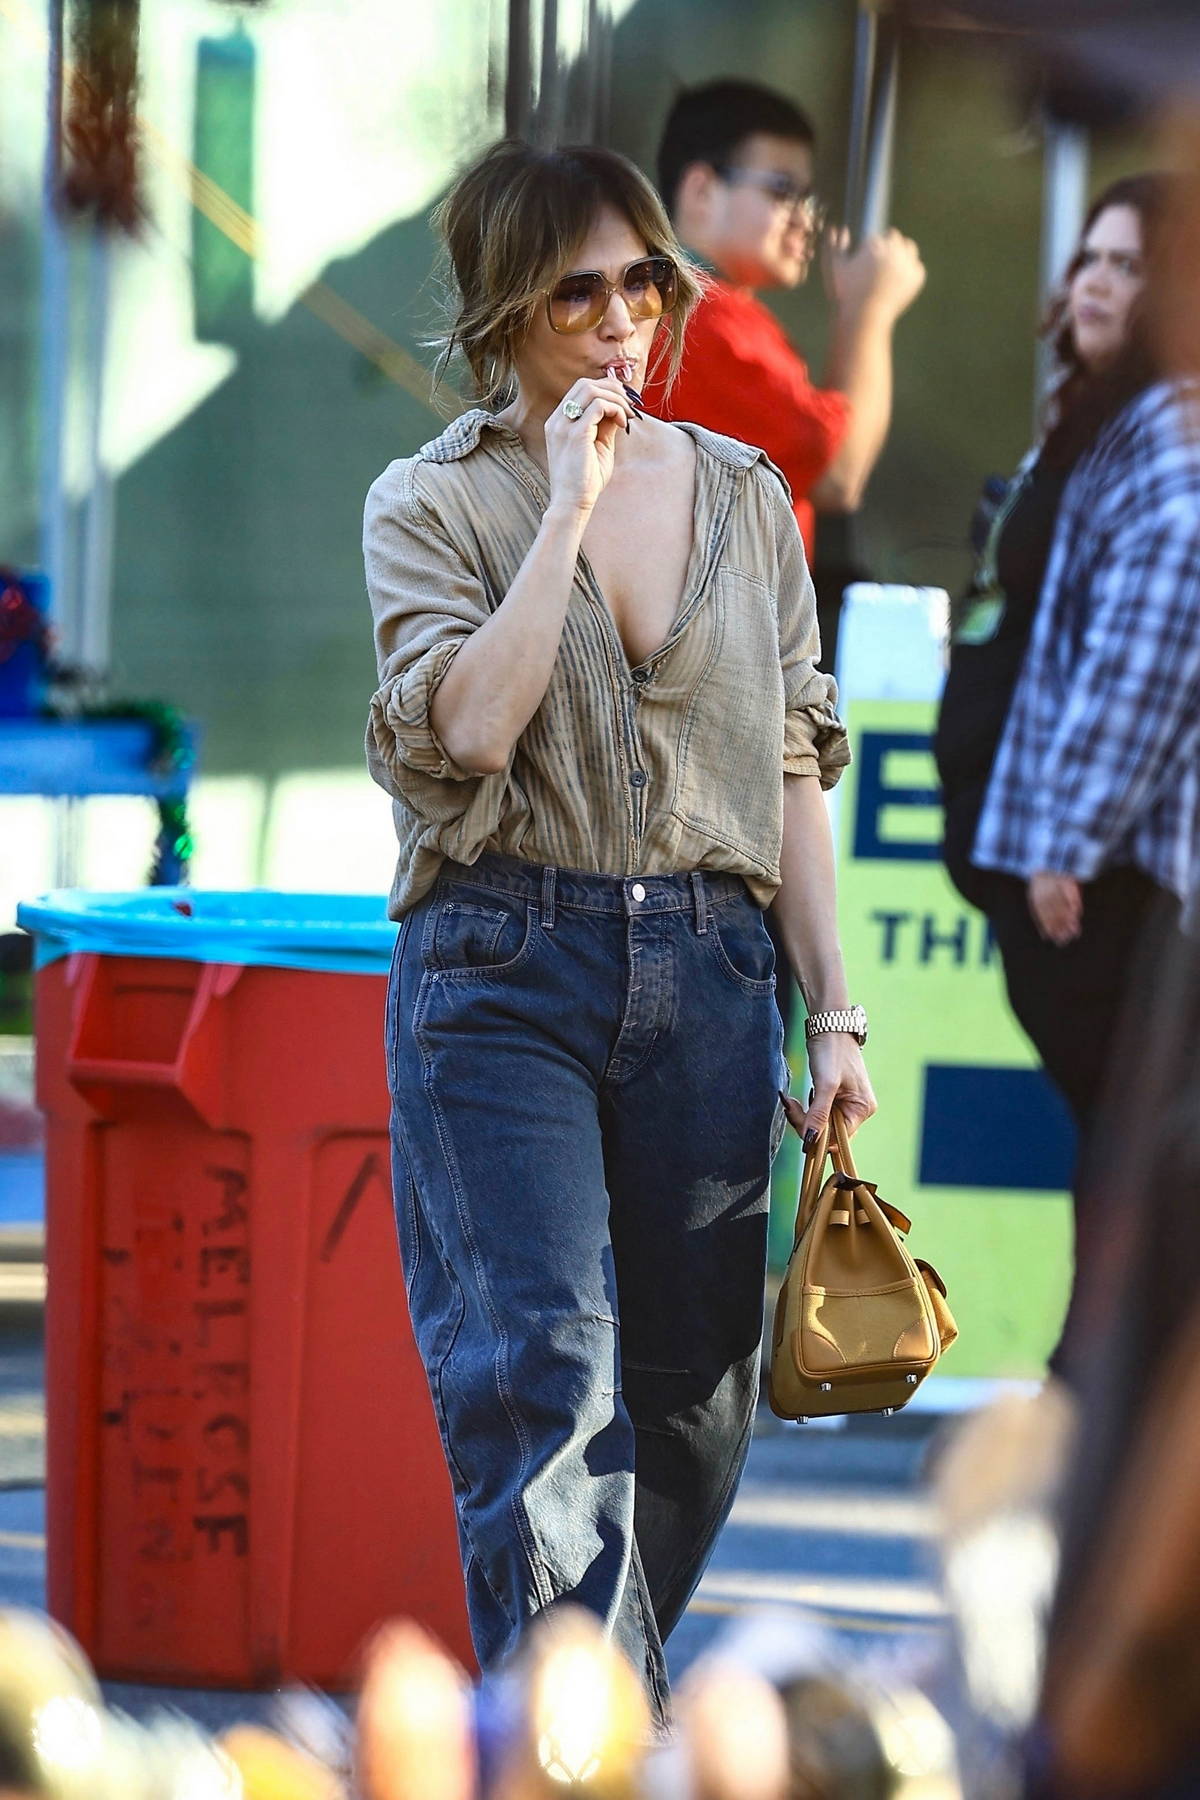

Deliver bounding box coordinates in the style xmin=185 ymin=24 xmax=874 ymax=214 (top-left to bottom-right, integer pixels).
xmin=629 ymin=770 xmax=647 ymax=789
xmin=631 ymin=882 xmax=646 ymax=903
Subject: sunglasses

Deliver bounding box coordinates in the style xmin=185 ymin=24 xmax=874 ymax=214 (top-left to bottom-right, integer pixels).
xmin=545 ymin=255 xmax=679 ymax=335
xmin=713 ymin=165 xmax=827 ymax=230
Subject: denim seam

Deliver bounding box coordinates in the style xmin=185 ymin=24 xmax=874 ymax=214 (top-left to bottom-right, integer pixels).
xmin=423 ymin=1253 xmax=521 ymax=1636
xmin=412 ymin=972 xmax=557 ymax=1613
xmin=651 ymin=1398 xmax=757 ymax=1630
xmin=629 ymin=1542 xmax=672 ymax=1727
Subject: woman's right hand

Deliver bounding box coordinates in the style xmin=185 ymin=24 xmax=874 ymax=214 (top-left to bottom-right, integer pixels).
xmin=543 ymin=377 xmax=638 ymax=520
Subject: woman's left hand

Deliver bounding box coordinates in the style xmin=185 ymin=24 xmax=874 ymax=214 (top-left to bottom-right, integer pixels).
xmin=781 ymin=1035 xmax=877 ymax=1146
xmin=1028 ymin=871 xmax=1083 ymax=946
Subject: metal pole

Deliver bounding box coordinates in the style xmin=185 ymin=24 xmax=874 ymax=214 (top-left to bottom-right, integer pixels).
xmin=505 ymin=0 xmax=532 ymax=138
xmin=537 ymin=0 xmax=560 ymax=146
xmin=844 ymin=2 xmax=878 ymax=229
xmin=1037 ymin=115 xmax=1089 ymax=412
xmin=78 ymin=226 xmax=115 ymax=678
xmin=859 ymin=12 xmax=899 ymax=238
xmin=591 ymin=0 xmax=613 ymax=146
xmin=38 ymin=0 xmax=72 ymax=658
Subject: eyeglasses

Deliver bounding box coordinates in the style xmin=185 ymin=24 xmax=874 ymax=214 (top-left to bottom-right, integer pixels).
xmin=713 ymin=166 xmax=826 ymax=229
xmin=545 ymin=255 xmax=680 ymax=335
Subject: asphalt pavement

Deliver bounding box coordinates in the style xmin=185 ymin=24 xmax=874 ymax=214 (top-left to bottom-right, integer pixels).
xmin=0 ymin=1292 xmax=951 ymax=1734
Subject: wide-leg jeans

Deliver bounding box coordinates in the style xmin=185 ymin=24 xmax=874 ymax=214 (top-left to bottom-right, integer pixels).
xmin=385 ymin=852 xmax=787 ymax=1722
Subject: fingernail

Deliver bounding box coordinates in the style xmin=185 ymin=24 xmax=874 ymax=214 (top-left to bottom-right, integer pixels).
xmin=624 ymin=418 xmax=630 ymax=434
xmin=803 ymin=1128 xmax=819 ymax=1148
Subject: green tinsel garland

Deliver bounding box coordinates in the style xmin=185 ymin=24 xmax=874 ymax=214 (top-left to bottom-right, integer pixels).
xmin=70 ymin=700 xmax=196 ymax=885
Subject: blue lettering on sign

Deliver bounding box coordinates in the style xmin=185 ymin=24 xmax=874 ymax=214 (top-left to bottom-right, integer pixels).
xmin=919 ymin=1065 xmax=1075 ymax=1192
xmin=869 ymin=910 xmax=997 ymax=967
xmin=853 ymin=730 xmax=941 ymax=862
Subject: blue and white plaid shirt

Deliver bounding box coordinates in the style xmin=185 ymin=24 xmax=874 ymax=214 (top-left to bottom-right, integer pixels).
xmin=973 ymin=378 xmax=1200 ymax=905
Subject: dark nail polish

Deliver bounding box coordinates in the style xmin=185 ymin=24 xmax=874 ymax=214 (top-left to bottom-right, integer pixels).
xmin=622 ymin=382 xmax=647 ymax=415
xmin=624 ymin=418 xmax=630 ymax=434
xmin=803 ymin=1128 xmax=819 ymax=1148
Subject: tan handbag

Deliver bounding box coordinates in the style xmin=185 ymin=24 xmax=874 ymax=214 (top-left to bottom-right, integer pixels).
xmin=768 ymin=1110 xmax=958 ymax=1420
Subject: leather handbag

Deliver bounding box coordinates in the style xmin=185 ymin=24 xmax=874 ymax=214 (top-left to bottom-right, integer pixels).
xmin=768 ymin=1110 xmax=957 ymax=1420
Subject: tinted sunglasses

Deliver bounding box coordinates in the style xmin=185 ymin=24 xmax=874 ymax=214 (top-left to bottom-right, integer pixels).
xmin=545 ymin=255 xmax=679 ymax=335
xmin=713 ymin=165 xmax=827 ymax=230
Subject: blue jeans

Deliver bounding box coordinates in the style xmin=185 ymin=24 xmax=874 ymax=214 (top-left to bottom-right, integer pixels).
xmin=385 ymin=852 xmax=786 ymax=1722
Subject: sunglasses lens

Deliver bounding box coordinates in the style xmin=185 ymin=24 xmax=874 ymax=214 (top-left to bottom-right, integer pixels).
xmin=548 ymin=272 xmax=606 ymax=334
xmin=624 ymin=257 xmax=677 ymax=320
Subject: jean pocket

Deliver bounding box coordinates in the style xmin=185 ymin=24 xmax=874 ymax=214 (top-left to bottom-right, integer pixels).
xmin=424 ymin=884 xmax=535 ymax=977
xmin=708 ymin=899 xmax=776 ymax=993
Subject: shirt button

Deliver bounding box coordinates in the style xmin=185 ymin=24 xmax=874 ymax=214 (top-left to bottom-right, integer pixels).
xmin=632 ymin=669 xmax=650 ymax=685
xmin=629 ymin=770 xmax=647 ymax=788
xmin=631 ymin=882 xmax=647 ymax=902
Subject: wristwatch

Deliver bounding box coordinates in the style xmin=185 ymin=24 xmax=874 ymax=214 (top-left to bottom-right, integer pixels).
xmin=805 ymin=1005 xmax=869 ymax=1046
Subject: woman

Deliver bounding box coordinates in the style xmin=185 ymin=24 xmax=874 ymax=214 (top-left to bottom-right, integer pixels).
xmin=936 ymin=174 xmax=1200 ymax=1375
xmin=363 ymin=139 xmax=874 ymax=1716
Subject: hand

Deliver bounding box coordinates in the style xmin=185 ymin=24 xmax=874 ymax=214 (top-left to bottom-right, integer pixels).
xmin=823 ymin=227 xmax=926 ymax=323
xmin=781 ymin=1034 xmax=877 ymax=1147
xmin=543 ymin=377 xmax=638 ymax=520
xmin=1028 ymin=871 xmax=1083 ymax=946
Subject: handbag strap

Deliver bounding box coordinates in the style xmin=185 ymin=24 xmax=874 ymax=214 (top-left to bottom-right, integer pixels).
xmin=793 ymin=1107 xmax=854 ymax=1245
xmin=793 ymin=1109 xmax=912 ymax=1245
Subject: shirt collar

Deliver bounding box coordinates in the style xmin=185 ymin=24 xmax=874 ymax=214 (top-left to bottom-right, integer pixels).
xmin=419 ymin=407 xmax=762 ymax=475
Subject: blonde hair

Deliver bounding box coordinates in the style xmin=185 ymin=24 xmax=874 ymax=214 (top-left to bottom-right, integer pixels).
xmin=433 ymin=139 xmax=703 ymax=408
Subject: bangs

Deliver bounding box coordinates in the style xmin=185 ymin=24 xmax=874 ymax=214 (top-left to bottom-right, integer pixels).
xmin=434 ymin=140 xmax=704 ymax=408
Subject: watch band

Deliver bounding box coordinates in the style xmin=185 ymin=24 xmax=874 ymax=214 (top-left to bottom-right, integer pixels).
xmin=805 ymin=1005 xmax=868 ymax=1046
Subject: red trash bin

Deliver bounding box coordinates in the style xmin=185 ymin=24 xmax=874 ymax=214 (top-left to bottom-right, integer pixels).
xmin=20 ymin=891 xmax=473 ymax=1689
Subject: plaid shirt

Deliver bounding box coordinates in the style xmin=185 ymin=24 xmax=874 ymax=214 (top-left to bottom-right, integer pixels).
xmin=973 ymin=379 xmax=1200 ymax=904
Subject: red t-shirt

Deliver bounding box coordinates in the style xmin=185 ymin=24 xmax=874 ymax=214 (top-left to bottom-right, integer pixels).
xmin=644 ymin=279 xmax=850 ymax=562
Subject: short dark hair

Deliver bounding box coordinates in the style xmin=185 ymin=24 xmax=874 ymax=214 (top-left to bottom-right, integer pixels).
xmin=656 ymin=80 xmax=816 ymax=215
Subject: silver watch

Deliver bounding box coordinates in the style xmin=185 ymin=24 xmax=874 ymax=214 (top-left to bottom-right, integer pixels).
xmin=805 ymin=1004 xmax=868 ymax=1046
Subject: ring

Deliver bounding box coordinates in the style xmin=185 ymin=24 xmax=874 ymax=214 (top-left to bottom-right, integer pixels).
xmin=562 ymin=399 xmax=584 ymax=420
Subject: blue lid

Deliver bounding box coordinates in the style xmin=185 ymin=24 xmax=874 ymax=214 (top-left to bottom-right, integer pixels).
xmin=17 ymin=889 xmax=398 ymax=976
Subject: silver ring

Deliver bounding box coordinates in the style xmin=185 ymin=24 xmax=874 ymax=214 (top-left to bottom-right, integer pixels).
xmin=562 ymin=398 xmax=584 ymax=421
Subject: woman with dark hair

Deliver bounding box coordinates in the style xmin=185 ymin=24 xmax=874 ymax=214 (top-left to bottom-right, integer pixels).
xmin=936 ymin=173 xmax=1200 ymax=1376
xmin=363 ymin=139 xmax=874 ymax=1717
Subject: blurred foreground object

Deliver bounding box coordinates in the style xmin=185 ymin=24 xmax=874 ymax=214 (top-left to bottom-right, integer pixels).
xmin=219 ymin=1724 xmax=340 ymax=1800
xmin=677 ymin=1656 xmax=788 ymax=1800
xmin=1039 ymin=1302 xmax=1200 ymax=1794
xmin=355 ymin=1621 xmax=475 ymax=1800
xmin=677 ymin=1609 xmax=960 ymax=1800
xmin=0 ymin=1607 xmax=240 ymax=1798
xmin=1031 ymin=920 xmax=1200 ymax=1795
xmin=493 ymin=1607 xmax=650 ymax=1800
xmin=932 ymin=1387 xmax=1075 ymax=1750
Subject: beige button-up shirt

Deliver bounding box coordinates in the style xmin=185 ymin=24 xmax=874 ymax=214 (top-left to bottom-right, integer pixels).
xmin=365 ymin=410 xmax=849 ymax=918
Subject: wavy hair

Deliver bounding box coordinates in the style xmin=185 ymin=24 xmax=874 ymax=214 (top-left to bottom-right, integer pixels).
xmin=433 ymin=139 xmax=703 ymax=409
xmin=1041 ymin=173 xmax=1181 ymax=465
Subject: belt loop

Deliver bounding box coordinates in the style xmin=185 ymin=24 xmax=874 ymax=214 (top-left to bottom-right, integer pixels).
xmin=540 ymin=865 xmax=557 ymax=930
xmin=690 ymin=871 xmax=708 ymax=935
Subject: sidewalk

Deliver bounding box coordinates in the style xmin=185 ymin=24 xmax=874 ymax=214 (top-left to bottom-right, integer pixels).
xmin=0 ymin=1272 xmax=950 ymax=1730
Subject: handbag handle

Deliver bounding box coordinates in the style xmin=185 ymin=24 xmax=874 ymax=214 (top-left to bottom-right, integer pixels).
xmin=793 ymin=1106 xmax=858 ymax=1245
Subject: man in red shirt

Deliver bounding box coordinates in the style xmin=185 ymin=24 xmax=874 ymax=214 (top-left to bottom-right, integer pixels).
xmin=646 ymin=79 xmax=926 ymax=566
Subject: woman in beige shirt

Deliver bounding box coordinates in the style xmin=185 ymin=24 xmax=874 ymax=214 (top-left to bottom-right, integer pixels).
xmin=364 ymin=139 xmax=874 ymax=1718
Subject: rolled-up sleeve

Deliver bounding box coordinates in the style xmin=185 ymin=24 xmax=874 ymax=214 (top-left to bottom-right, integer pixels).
xmin=364 ymin=460 xmax=493 ymax=797
xmin=770 ymin=479 xmax=850 ymax=787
